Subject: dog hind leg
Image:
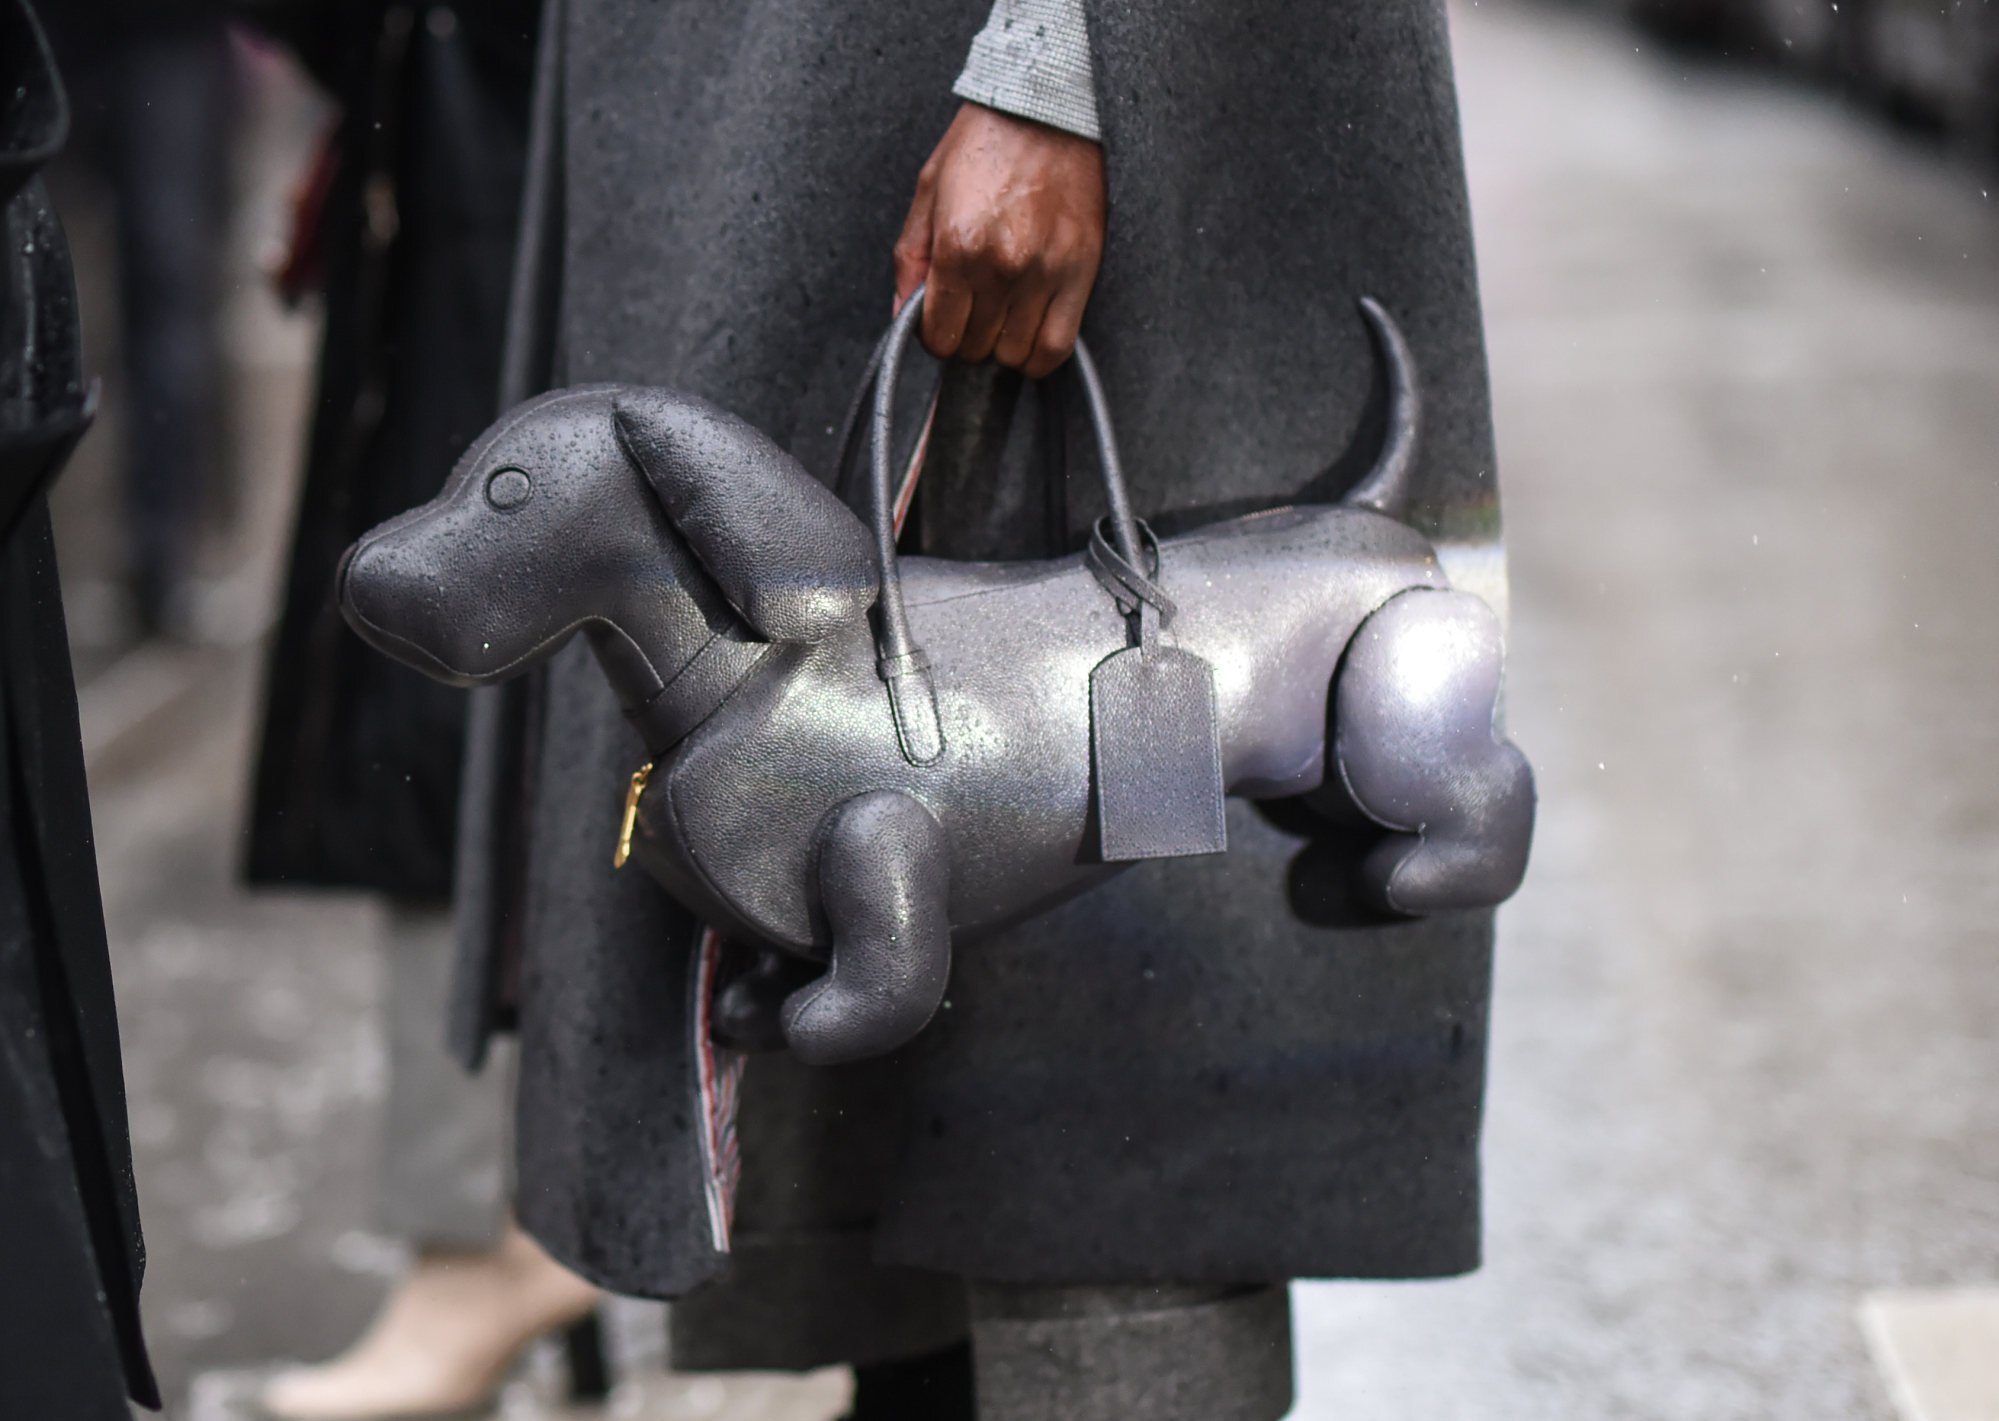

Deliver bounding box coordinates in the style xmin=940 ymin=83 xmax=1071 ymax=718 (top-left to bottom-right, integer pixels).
xmin=781 ymin=790 xmax=953 ymax=1066
xmin=1334 ymin=589 xmax=1535 ymax=914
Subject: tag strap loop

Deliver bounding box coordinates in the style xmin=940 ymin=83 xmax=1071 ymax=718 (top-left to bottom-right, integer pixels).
xmin=1084 ymin=516 xmax=1175 ymax=624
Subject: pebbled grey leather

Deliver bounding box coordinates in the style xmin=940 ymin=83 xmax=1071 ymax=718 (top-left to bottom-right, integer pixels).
xmin=1089 ymin=637 xmax=1228 ymax=861
xmin=339 ymin=300 xmax=1536 ymax=1066
xmin=779 ymin=789 xmax=954 ymax=1066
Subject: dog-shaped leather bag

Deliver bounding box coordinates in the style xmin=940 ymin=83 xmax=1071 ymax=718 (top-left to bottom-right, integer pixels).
xmin=338 ymin=292 xmax=1535 ymax=1065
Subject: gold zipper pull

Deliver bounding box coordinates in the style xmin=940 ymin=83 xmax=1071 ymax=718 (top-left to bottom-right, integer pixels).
xmin=613 ymin=761 xmax=655 ymax=869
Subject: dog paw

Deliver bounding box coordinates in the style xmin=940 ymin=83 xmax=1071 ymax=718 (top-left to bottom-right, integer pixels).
xmin=1355 ymin=737 xmax=1535 ymax=915
xmin=1335 ymin=589 xmax=1536 ymax=916
xmin=779 ymin=971 xmax=941 ymax=1067
xmin=784 ymin=790 xmax=953 ymax=1065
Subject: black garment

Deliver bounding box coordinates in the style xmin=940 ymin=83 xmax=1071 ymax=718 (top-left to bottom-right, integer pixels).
xmin=0 ymin=1 xmax=158 ymax=1412
xmin=461 ymin=0 xmax=1505 ymax=1301
xmin=39 ymin=0 xmax=231 ymax=57
xmin=847 ymin=1342 xmax=976 ymax=1421
xmin=244 ymin=0 xmax=540 ymax=898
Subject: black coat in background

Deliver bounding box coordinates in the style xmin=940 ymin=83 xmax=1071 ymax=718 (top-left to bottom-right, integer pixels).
xmin=452 ymin=0 xmax=1512 ymax=1308
xmin=0 ymin=1 xmax=158 ymax=1412
xmin=244 ymin=0 xmax=539 ymax=899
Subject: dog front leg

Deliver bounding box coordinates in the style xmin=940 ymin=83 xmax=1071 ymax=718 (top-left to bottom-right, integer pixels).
xmin=780 ymin=790 xmax=952 ymax=1066
xmin=1333 ymin=588 xmax=1536 ymax=915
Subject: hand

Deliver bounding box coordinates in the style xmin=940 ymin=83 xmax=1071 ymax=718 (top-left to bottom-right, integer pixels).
xmin=894 ymin=103 xmax=1106 ymax=379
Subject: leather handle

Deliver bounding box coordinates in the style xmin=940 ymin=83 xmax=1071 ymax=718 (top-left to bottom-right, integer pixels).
xmin=866 ymin=285 xmax=1149 ymax=764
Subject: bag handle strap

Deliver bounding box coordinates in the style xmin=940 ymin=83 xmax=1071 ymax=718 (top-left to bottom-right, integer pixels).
xmin=867 ymin=285 xmax=1159 ymax=765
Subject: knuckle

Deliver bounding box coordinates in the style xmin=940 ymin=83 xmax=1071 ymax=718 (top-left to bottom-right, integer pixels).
xmin=934 ymin=226 xmax=981 ymax=271
xmin=989 ymin=236 xmax=1035 ymax=279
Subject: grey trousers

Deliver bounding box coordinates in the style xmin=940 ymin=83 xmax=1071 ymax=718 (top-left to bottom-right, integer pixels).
xmin=378 ymin=906 xmax=511 ymax=1251
xmin=968 ymin=1283 xmax=1294 ymax=1421
xmin=669 ymin=1055 xmax=1296 ymax=1419
xmin=677 ymin=1273 xmax=1296 ymax=1421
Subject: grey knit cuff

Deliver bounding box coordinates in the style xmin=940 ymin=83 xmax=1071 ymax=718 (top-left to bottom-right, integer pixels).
xmin=952 ymin=0 xmax=1102 ymax=143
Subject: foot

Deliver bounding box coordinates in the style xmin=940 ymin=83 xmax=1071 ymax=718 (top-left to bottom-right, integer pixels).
xmin=782 ymin=791 xmax=952 ymax=1066
xmin=257 ymin=1222 xmax=601 ymax=1421
xmin=1333 ymin=589 xmax=1535 ymax=915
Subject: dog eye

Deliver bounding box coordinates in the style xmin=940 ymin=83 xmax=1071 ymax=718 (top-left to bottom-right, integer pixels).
xmin=485 ymin=467 xmax=533 ymax=511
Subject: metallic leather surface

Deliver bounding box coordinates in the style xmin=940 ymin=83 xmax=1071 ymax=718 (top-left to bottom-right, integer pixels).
xmin=339 ymin=301 xmax=1536 ymax=1066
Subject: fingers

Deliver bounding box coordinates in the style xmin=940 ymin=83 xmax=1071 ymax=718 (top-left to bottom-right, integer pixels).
xmin=920 ymin=275 xmax=975 ymax=359
xmin=899 ymin=104 xmax=1107 ymax=373
xmin=923 ymin=219 xmax=1024 ymax=362
xmin=925 ymin=225 xmax=1076 ymax=367
xmin=952 ymin=268 xmax=1013 ymax=364
xmin=993 ymin=287 xmax=1053 ymax=371
xmin=892 ymin=171 xmax=935 ymax=314
xmin=1022 ymin=282 xmax=1089 ymax=381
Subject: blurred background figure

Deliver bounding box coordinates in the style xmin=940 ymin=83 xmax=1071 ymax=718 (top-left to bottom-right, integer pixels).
xmin=232 ymin=3 xmax=611 ymax=1418
xmin=1613 ymin=0 xmax=1999 ymax=156
xmin=41 ymin=0 xmax=234 ymax=641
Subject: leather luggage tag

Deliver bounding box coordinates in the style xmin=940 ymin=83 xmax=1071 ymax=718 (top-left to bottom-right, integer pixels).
xmin=1088 ymin=530 xmax=1228 ymax=861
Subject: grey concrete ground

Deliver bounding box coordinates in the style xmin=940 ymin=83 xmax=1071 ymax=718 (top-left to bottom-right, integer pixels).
xmin=55 ymin=2 xmax=1999 ymax=1417
xmin=1290 ymin=4 xmax=1999 ymax=1419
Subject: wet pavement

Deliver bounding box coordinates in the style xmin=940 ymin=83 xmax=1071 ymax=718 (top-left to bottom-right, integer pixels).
xmin=60 ymin=2 xmax=1999 ymax=1417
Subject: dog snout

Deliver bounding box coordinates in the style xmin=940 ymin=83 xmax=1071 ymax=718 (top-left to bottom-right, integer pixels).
xmin=336 ymin=534 xmax=407 ymax=643
xmin=337 ymin=531 xmax=457 ymax=675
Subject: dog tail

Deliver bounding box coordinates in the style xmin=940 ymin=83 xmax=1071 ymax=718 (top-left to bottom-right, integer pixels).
xmin=1339 ymin=298 xmax=1422 ymax=521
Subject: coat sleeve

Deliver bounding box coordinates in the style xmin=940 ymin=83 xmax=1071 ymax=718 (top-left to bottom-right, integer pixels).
xmin=951 ymin=0 xmax=1101 ymax=142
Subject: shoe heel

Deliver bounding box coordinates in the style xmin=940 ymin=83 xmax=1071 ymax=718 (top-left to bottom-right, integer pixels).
xmin=562 ymin=1311 xmax=613 ymax=1403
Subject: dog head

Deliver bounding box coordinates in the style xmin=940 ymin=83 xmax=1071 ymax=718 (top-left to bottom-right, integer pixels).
xmin=339 ymin=384 xmax=878 ymax=704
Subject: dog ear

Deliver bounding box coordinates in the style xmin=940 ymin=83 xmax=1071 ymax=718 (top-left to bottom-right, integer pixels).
xmin=613 ymin=392 xmax=877 ymax=643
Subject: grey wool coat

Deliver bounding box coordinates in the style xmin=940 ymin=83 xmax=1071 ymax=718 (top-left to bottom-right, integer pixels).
xmin=454 ymin=0 xmax=1509 ymax=1319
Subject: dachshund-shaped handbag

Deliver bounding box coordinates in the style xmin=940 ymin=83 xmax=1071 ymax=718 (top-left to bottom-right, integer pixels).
xmin=338 ymin=290 xmax=1535 ymax=1065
